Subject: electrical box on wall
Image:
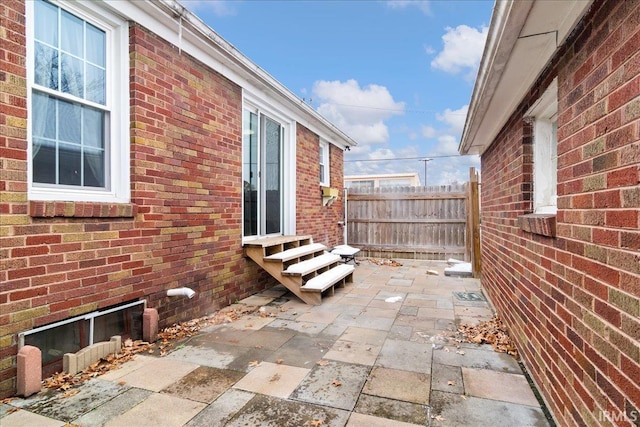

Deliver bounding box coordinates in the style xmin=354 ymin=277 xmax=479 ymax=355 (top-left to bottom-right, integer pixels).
xmin=322 ymin=187 xmax=339 ymax=206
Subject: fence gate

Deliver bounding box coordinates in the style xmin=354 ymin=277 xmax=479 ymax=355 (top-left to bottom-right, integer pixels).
xmin=345 ymin=179 xmax=474 ymax=262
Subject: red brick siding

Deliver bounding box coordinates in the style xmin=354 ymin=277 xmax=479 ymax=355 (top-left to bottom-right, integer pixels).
xmin=295 ymin=125 xmax=345 ymax=248
xmin=0 ymin=5 xmax=358 ymax=396
xmin=480 ymin=1 xmax=640 ymax=425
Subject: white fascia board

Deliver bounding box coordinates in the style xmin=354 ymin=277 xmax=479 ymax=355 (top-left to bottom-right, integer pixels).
xmin=459 ymin=0 xmax=592 ymax=156
xmin=101 ymin=0 xmax=356 ymax=150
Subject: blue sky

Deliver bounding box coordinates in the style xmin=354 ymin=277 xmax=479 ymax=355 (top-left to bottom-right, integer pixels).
xmin=183 ymin=0 xmax=493 ymax=186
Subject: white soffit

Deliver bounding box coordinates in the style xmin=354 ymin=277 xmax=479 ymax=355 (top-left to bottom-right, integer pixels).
xmin=459 ymin=0 xmax=593 ymax=155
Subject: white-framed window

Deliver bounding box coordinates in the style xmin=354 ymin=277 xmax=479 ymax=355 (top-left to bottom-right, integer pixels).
xmin=27 ymin=0 xmax=130 ymax=203
xmin=527 ymin=79 xmax=558 ymax=214
xmin=319 ymin=140 xmax=330 ymax=186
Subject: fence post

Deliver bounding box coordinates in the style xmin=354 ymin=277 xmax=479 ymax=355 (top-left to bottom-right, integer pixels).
xmin=468 ymin=168 xmax=481 ymax=277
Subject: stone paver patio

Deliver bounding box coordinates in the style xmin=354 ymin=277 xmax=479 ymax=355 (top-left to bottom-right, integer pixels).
xmin=0 ymin=259 xmax=551 ymax=427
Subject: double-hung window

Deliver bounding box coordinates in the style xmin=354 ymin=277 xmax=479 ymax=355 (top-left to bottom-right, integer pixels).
xmin=528 ymin=79 xmax=558 ymax=214
xmin=319 ymin=140 xmax=330 ymax=187
xmin=28 ymin=0 xmax=129 ymax=203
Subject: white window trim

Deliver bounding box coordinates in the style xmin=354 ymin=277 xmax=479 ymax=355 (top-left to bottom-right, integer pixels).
xmin=319 ymin=139 xmax=330 ymax=187
xmin=26 ymin=0 xmax=130 ymax=203
xmin=527 ymin=79 xmax=558 ymax=215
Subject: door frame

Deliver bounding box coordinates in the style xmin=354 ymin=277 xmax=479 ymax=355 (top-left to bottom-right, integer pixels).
xmin=242 ymin=95 xmax=296 ymax=241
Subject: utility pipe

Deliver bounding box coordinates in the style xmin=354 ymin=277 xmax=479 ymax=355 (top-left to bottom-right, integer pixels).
xmin=166 ymin=287 xmax=196 ymax=299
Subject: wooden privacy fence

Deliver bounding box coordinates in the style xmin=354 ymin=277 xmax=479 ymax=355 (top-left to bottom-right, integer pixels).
xmin=346 ymin=168 xmax=481 ymax=270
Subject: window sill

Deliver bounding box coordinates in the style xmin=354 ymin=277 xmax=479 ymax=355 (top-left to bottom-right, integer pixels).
xmin=518 ymin=213 xmax=556 ymax=237
xmin=30 ymin=201 xmax=136 ymax=218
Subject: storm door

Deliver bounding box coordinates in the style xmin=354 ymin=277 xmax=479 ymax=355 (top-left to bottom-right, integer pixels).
xmin=243 ymin=109 xmax=283 ymax=238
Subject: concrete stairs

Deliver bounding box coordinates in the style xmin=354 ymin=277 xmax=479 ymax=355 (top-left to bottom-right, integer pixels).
xmin=244 ymin=235 xmax=354 ymax=305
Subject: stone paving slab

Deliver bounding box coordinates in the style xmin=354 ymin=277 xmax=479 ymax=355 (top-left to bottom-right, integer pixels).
xmin=233 ymin=361 xmax=310 ymax=398
xmin=363 ymin=366 xmax=430 ymax=404
xmin=72 ymin=387 xmax=152 ymax=427
xmin=113 ymin=357 xmax=198 ymax=392
xmin=297 ymin=309 xmax=341 ymax=324
xmin=324 ymin=340 xmax=382 ymax=366
xmin=263 ymin=335 xmax=333 ymax=368
xmin=431 ymin=363 xmax=464 ymax=394
xmin=233 ymin=328 xmax=297 ymax=350
xmin=226 ymin=315 xmax=274 ymax=330
xmin=0 ymin=408 xmax=65 ymax=427
xmin=14 ymin=379 xmax=128 ymax=422
xmin=185 ymin=389 xmax=255 ymax=427
xmin=268 ymin=319 xmax=327 ymax=335
xmin=226 ymin=394 xmax=351 ymax=427
xmin=347 ymin=411 xmax=424 ymax=426
xmin=104 ymin=393 xmax=206 ymax=427
xmin=462 ymin=367 xmax=539 ymax=406
xmin=291 ymin=360 xmax=371 ymax=411
xmin=433 ymin=345 xmax=522 ymax=373
xmin=238 ymin=295 xmax=276 ymax=306
xmin=162 ymin=366 xmax=244 ymax=403
xmin=429 ymin=391 xmax=549 ymax=427
xmin=353 ymin=394 xmax=428 ymax=425
xmin=339 ymin=326 xmax=388 ymax=346
xmin=376 ymin=339 xmax=432 ymax=374
xmin=164 ymin=343 xmax=239 ymax=368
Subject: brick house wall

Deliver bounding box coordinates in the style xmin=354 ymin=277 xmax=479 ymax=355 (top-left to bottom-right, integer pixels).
xmin=295 ymin=125 xmax=345 ymax=248
xmin=0 ymin=2 xmax=347 ymax=398
xmin=480 ymin=0 xmax=639 ymax=425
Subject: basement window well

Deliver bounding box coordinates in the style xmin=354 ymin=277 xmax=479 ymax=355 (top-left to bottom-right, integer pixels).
xmin=18 ymin=300 xmax=145 ymax=377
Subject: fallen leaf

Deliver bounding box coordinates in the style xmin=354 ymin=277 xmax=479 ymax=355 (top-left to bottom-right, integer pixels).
xmin=118 ymin=381 xmax=127 ymax=386
xmin=248 ymin=360 xmax=260 ymax=367
xmin=447 ymin=380 xmax=456 ymax=386
xmin=331 ymin=380 xmax=342 ymax=387
xmin=311 ymin=420 xmax=323 ymax=427
xmin=269 ymin=373 xmax=281 ymax=383
xmin=316 ymin=360 xmax=329 ymax=366
xmin=275 ymin=359 xmax=284 ymax=364
xmin=432 ymin=414 xmax=446 ymax=421
xmin=61 ymin=389 xmax=79 ymax=398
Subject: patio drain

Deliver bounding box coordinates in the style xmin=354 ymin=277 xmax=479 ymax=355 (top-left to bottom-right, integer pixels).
xmin=452 ymin=291 xmax=486 ymax=302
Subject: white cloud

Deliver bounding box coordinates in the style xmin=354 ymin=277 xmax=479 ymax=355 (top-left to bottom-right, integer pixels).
xmin=181 ymin=0 xmax=239 ymax=16
xmin=431 ymin=25 xmax=488 ymax=78
xmin=313 ymin=79 xmax=405 ymax=145
xmin=435 ymin=135 xmax=459 ymax=156
xmin=386 ymin=0 xmax=431 ymax=15
xmin=421 ymin=125 xmax=436 ymax=138
xmin=437 ymin=105 xmax=468 ymax=135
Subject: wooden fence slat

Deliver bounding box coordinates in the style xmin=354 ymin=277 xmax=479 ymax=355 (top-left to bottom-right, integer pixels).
xmin=346 ymin=181 xmax=472 ymax=260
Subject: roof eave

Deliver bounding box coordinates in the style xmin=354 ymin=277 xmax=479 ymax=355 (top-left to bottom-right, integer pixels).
xmin=459 ymin=0 xmax=593 ymax=156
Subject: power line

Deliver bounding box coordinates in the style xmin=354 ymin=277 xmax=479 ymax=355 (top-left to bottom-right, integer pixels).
xmin=317 ymin=101 xmax=467 ymax=115
xmin=344 ymin=154 xmax=478 ymax=163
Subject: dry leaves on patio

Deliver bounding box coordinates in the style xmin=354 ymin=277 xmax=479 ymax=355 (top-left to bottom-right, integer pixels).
xmin=41 ymin=303 xmax=262 ymax=393
xmin=457 ymin=315 xmax=519 ymax=359
xmin=368 ymin=258 xmax=403 ymax=267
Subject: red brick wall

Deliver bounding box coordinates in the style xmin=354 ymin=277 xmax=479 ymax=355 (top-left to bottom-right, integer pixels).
xmin=0 ymin=6 xmax=346 ymax=396
xmin=295 ymin=125 xmax=345 ymax=248
xmin=480 ymin=1 xmax=640 ymax=425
